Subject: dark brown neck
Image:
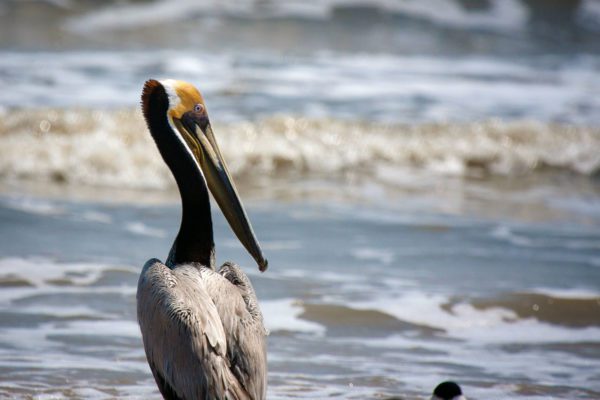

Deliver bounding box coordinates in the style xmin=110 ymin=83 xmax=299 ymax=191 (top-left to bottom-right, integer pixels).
xmin=142 ymin=82 xmax=214 ymax=268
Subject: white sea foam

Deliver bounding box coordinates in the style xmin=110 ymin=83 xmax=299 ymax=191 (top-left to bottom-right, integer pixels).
xmin=353 ymin=291 xmax=600 ymax=344
xmin=124 ymin=221 xmax=167 ymax=238
xmin=355 ymin=328 xmax=600 ymax=398
xmin=0 ymin=257 xmax=138 ymax=312
xmin=57 ymin=319 xmax=142 ymax=339
xmin=65 ymin=0 xmax=253 ymax=32
xmin=17 ymin=304 xmax=108 ymax=319
xmin=491 ymin=225 xmax=600 ymax=251
xmin=1 ymin=196 xmax=65 ymax=216
xmin=80 ymin=211 xmax=113 ymax=224
xmin=374 ymin=0 xmax=528 ymax=31
xmin=350 ymin=247 xmax=395 ymax=265
xmin=490 ymin=225 xmax=535 ymax=247
xmin=1 ymin=109 xmax=598 ymax=192
xmin=1 ymin=50 xmax=599 ymax=126
xmin=0 ymin=257 xmax=142 ymax=367
xmin=0 ymin=257 xmax=110 ymax=288
xmin=261 ymin=298 xmax=326 ymax=335
xmin=0 ymin=108 xmax=172 ymax=189
xmin=65 ymin=0 xmax=528 ymax=33
xmin=530 ymin=287 xmax=600 ymax=300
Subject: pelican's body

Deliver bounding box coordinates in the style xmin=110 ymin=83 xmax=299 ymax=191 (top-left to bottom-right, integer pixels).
xmin=137 ymin=79 xmax=268 ymax=400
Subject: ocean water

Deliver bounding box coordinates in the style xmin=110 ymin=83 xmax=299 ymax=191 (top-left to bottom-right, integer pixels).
xmin=1 ymin=1 xmax=600 ymax=399
xmin=1 ymin=195 xmax=600 ymax=399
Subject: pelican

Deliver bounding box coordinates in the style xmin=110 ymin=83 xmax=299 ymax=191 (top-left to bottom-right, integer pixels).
xmin=137 ymin=79 xmax=269 ymax=400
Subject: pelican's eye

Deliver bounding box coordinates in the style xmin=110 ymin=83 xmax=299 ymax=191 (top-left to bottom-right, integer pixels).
xmin=182 ymin=103 xmax=209 ymax=132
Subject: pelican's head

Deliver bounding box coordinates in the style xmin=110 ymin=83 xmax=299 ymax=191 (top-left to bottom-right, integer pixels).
xmin=142 ymin=79 xmax=268 ymax=272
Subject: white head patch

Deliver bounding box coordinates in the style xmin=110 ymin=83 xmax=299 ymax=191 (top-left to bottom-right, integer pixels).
xmin=160 ymin=79 xmax=181 ymax=111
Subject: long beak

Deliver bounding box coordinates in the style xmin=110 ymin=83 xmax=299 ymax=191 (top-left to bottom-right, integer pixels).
xmin=173 ymin=117 xmax=268 ymax=272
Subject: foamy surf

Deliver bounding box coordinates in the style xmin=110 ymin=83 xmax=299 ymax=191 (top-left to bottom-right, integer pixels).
xmin=1 ymin=108 xmax=598 ymax=192
xmin=65 ymin=0 xmax=529 ymax=33
xmin=262 ymin=299 xmax=327 ymax=335
xmin=2 ymin=50 xmax=599 ymax=125
xmin=353 ymin=292 xmax=600 ymax=343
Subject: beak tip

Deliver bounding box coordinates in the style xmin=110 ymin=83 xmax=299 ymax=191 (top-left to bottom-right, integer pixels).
xmin=259 ymin=258 xmax=268 ymax=272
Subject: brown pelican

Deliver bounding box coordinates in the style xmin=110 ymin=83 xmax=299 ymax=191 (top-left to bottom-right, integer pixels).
xmin=137 ymin=79 xmax=269 ymax=400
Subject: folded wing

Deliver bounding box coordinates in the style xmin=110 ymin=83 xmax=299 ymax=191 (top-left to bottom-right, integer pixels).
xmin=137 ymin=260 xmax=254 ymax=400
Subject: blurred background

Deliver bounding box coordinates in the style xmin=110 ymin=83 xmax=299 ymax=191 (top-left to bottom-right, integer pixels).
xmin=0 ymin=0 xmax=599 ymax=399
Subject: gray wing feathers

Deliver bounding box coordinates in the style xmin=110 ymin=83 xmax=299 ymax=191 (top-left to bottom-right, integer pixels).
xmin=137 ymin=260 xmax=254 ymax=400
xmin=202 ymin=265 xmax=267 ymax=400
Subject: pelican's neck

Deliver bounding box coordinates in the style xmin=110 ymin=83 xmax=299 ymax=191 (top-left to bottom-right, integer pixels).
xmin=165 ymin=151 xmax=215 ymax=269
xmin=145 ymin=89 xmax=215 ymax=269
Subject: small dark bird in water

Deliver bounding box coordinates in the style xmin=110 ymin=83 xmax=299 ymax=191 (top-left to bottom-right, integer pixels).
xmin=431 ymin=381 xmax=466 ymax=400
xmin=382 ymin=381 xmax=466 ymax=400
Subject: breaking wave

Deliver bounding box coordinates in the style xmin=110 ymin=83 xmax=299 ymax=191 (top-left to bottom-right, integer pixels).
xmin=0 ymin=108 xmax=599 ymax=190
xmin=65 ymin=0 xmax=529 ymax=33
